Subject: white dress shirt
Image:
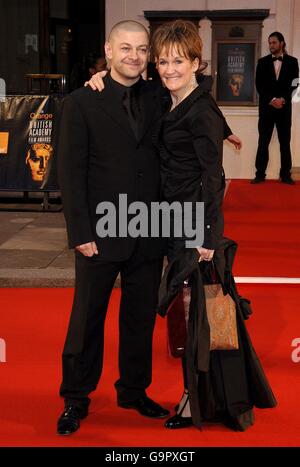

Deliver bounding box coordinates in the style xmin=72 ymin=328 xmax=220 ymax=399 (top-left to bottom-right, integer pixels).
xmin=272 ymin=54 xmax=283 ymax=80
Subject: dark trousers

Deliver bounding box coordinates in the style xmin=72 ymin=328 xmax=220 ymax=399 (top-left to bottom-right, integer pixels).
xmin=60 ymin=241 xmax=163 ymax=410
xmin=255 ymin=105 xmax=292 ymax=179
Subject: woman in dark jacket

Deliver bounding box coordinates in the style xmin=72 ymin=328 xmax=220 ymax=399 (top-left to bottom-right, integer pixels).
xmin=152 ymin=20 xmax=277 ymax=430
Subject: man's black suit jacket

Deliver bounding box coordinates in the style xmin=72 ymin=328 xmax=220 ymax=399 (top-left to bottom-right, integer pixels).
xmin=255 ymin=53 xmax=299 ymax=109
xmin=58 ymin=76 xmax=165 ymax=261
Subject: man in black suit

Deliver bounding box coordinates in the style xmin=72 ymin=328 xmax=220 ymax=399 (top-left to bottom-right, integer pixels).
xmin=56 ymin=20 xmax=170 ymax=435
xmin=252 ymin=32 xmax=299 ymax=184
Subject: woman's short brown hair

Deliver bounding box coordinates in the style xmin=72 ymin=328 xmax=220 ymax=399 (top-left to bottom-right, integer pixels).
xmin=151 ymin=20 xmax=203 ymax=71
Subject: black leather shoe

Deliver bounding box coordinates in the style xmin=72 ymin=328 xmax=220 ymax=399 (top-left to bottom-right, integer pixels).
xmin=57 ymin=405 xmax=88 ymax=436
xmin=165 ymin=413 xmax=193 ymax=429
xmin=250 ymin=177 xmax=265 ymax=184
xmin=118 ymin=396 xmax=170 ymax=419
xmin=281 ymin=177 xmax=295 ymax=185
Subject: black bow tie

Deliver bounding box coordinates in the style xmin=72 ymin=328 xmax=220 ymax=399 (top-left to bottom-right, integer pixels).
xmin=272 ymin=56 xmax=283 ymax=62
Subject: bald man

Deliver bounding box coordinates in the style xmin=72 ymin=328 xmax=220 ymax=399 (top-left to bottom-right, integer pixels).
xmin=57 ymin=21 xmax=169 ymax=435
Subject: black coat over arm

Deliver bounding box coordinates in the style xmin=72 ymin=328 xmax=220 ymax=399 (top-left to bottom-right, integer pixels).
xmin=158 ymin=238 xmax=277 ymax=428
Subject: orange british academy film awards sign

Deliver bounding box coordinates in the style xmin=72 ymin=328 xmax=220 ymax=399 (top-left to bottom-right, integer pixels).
xmin=0 ymin=131 xmax=9 ymax=155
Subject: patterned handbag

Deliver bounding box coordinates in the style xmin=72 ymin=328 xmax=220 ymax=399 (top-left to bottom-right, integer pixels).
xmin=166 ymin=269 xmax=239 ymax=356
xmin=204 ymin=283 xmax=239 ymax=350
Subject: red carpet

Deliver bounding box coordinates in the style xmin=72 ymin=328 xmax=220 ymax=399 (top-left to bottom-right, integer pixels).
xmin=0 ymin=285 xmax=300 ymax=447
xmin=223 ymin=180 xmax=300 ymax=277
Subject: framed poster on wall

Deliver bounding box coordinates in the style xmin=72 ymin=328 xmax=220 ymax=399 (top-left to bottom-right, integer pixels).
xmin=215 ymin=42 xmax=257 ymax=105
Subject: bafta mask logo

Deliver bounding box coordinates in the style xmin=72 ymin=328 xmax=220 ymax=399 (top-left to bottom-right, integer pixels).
xmin=26 ymin=143 xmax=53 ymax=182
xmin=229 ymin=74 xmax=244 ymax=97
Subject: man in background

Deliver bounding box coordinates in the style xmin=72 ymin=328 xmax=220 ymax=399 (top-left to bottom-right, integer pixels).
xmin=252 ymin=32 xmax=299 ymax=184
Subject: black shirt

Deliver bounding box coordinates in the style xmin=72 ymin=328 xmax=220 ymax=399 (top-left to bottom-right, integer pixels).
xmin=107 ymin=73 xmax=142 ymax=139
xmin=106 ymin=72 xmax=142 ymax=100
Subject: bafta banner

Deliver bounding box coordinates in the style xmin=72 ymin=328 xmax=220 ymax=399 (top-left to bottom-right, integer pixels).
xmin=216 ymin=42 xmax=256 ymax=105
xmin=0 ymin=95 xmax=62 ymax=191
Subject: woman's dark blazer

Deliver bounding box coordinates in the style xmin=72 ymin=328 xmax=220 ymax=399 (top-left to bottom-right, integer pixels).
xmin=158 ymin=78 xmax=227 ymax=251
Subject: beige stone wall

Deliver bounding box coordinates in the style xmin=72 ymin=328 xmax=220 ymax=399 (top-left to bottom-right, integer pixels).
xmin=105 ymin=0 xmax=300 ymax=179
